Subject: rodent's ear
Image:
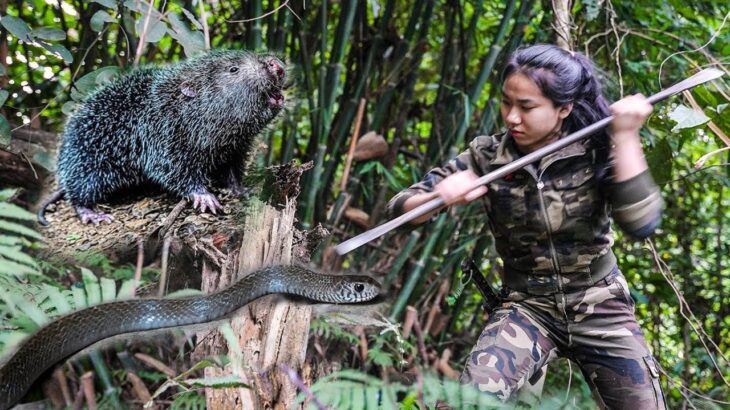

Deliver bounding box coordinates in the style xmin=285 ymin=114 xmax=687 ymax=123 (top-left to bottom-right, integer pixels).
xmin=180 ymin=81 xmax=198 ymax=98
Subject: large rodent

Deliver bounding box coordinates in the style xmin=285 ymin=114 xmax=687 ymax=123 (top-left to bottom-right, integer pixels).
xmin=38 ymin=50 xmax=286 ymax=225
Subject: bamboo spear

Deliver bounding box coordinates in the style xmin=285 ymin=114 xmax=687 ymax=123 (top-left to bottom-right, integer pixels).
xmin=335 ymin=68 xmax=726 ymax=255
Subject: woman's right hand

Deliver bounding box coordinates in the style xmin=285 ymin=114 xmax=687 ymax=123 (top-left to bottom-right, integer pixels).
xmin=435 ymin=170 xmax=488 ymax=205
xmin=402 ymin=170 xmax=488 ymax=224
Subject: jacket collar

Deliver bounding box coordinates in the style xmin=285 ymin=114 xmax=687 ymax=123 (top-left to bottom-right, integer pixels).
xmin=491 ymin=131 xmax=589 ymax=170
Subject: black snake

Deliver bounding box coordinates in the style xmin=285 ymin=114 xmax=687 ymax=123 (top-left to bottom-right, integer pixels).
xmin=0 ymin=265 xmax=380 ymax=409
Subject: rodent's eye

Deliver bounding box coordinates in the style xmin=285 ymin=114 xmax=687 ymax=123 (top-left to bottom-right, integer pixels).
xmin=354 ymin=283 xmax=365 ymax=293
xmin=229 ymin=66 xmax=239 ymax=73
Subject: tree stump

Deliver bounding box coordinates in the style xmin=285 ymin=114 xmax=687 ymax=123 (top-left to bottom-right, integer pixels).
xmin=197 ymin=198 xmax=311 ymax=409
xmin=36 ymin=161 xmax=319 ymax=409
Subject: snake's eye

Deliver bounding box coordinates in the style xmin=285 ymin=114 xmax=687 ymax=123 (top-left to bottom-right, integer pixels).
xmin=354 ymin=283 xmax=365 ymax=293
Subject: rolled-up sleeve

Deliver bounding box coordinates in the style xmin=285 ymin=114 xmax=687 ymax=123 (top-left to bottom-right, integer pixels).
xmin=386 ymin=135 xmax=496 ymax=218
xmin=606 ymin=170 xmax=663 ymax=239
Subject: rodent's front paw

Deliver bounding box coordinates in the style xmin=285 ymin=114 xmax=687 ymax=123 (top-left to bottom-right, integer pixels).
xmin=191 ymin=192 xmax=223 ymax=214
xmin=75 ymin=206 xmax=114 ymax=225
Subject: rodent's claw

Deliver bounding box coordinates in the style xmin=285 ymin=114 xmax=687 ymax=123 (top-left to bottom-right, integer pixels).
xmin=191 ymin=192 xmax=223 ymax=215
xmin=75 ymin=206 xmax=114 ymax=225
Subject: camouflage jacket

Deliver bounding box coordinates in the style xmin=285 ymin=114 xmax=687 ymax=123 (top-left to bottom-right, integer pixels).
xmin=387 ymin=132 xmax=663 ymax=295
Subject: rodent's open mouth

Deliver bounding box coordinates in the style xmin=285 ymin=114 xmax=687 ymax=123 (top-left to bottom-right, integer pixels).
xmin=268 ymin=91 xmax=285 ymax=108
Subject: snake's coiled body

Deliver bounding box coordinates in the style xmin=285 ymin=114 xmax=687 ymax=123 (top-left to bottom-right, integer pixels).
xmin=0 ymin=265 xmax=380 ymax=409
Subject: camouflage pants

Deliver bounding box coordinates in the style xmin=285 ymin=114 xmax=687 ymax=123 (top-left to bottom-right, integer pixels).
xmin=460 ymin=268 xmax=666 ymax=409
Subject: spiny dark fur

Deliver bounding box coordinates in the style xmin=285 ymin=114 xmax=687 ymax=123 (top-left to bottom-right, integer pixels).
xmin=39 ymin=50 xmax=286 ymax=224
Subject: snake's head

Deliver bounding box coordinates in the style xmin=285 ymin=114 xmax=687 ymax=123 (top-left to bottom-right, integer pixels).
xmin=336 ymin=275 xmax=381 ymax=303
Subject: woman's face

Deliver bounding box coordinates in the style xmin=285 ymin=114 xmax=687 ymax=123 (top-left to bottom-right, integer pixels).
xmin=500 ymin=73 xmax=573 ymax=153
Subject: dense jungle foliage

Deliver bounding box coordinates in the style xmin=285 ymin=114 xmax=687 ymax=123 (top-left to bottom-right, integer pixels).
xmin=0 ymin=0 xmax=729 ymax=408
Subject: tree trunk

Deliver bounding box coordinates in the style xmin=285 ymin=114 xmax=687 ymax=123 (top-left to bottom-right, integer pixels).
xmin=552 ymin=0 xmax=573 ymax=50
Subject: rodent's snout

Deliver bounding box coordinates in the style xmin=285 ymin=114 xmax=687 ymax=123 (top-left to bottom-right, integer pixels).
xmin=266 ymin=57 xmax=285 ymax=81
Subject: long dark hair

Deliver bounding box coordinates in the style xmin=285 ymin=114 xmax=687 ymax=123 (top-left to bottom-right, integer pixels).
xmin=502 ymin=44 xmax=611 ymax=177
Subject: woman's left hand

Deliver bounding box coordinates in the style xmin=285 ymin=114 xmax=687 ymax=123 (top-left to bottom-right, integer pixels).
xmin=609 ymin=94 xmax=653 ymax=141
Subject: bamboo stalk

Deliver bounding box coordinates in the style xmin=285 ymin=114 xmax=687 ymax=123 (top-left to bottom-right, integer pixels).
xmin=340 ymin=98 xmax=367 ymax=192
xmin=390 ymin=213 xmax=447 ymax=319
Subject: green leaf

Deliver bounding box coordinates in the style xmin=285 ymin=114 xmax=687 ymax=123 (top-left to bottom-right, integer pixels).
xmin=138 ymin=19 xmax=167 ymax=43
xmin=182 ymin=375 xmax=250 ymax=388
xmin=0 ymin=64 xmax=6 ymax=76
xmin=0 ymin=202 xmax=36 ymax=220
xmin=81 ymin=267 xmax=101 ymax=305
xmin=42 ymin=284 xmax=72 ymax=315
xmin=0 ymin=220 xmax=43 ymax=239
xmin=176 ymin=357 xmax=228 ymax=380
xmin=72 ymin=66 xmax=120 ymax=100
xmin=40 ymin=43 xmax=73 ymax=64
xmin=33 ymin=150 xmax=56 ymax=172
xmin=100 ymin=277 xmax=117 ymax=302
xmin=61 ymin=101 xmax=77 ymax=115
xmin=167 ymin=13 xmax=205 ymax=57
xmin=72 ymin=283 xmax=86 ymax=309
xmin=0 ymin=258 xmax=40 ymax=276
xmin=646 ymin=138 xmax=673 ymax=186
xmin=667 ymin=104 xmax=710 ymax=132
xmin=92 ymin=0 xmax=117 ymax=8
xmin=165 ymin=288 xmax=202 ymax=298
xmin=219 ymin=322 xmax=243 ymax=357
xmin=0 ymin=15 xmax=32 ymax=40
xmin=0 ymin=188 xmax=17 ymax=201
xmin=117 ymin=278 xmax=136 ymax=300
xmin=0 ymin=115 xmax=10 ymax=146
xmin=180 ymin=8 xmax=203 ymax=31
xmin=0 ymin=245 xmax=38 ymax=268
xmin=583 ymin=0 xmax=602 ymax=21
xmin=12 ymin=293 xmax=49 ymax=327
xmin=94 ymin=66 xmax=121 ymax=85
xmin=91 ymin=10 xmax=116 ymax=32
xmin=0 ymin=90 xmax=9 ymax=106
xmin=0 ymin=235 xmax=21 ymax=246
xmin=123 ymin=0 xmax=144 ymax=12
xmin=30 ymin=27 xmax=66 ymax=41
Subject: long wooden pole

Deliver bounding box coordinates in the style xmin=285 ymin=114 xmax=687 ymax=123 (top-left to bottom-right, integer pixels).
xmin=335 ymin=68 xmax=725 ymax=255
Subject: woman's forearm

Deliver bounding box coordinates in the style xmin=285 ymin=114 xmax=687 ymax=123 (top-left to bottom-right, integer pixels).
xmin=611 ymin=131 xmax=649 ymax=182
xmin=402 ymin=191 xmax=443 ymax=225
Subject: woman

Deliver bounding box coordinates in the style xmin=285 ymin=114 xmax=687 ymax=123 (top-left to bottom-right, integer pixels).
xmin=387 ymin=44 xmax=666 ymax=409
